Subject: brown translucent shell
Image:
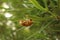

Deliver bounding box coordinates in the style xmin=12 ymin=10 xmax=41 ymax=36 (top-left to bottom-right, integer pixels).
xmin=19 ymin=19 xmax=33 ymax=26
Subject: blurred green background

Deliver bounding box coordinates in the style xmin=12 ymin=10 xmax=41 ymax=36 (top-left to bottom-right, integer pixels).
xmin=0 ymin=0 xmax=60 ymax=40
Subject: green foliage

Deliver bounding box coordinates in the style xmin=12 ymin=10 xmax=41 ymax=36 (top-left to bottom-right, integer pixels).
xmin=0 ymin=0 xmax=60 ymax=40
